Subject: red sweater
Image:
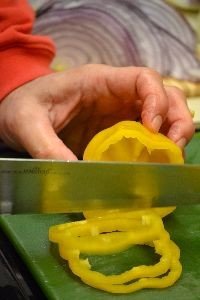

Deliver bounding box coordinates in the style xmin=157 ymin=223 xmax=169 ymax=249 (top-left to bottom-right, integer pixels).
xmin=0 ymin=0 xmax=56 ymax=101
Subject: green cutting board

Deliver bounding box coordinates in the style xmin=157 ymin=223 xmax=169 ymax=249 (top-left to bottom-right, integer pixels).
xmin=0 ymin=207 xmax=200 ymax=300
xmin=0 ymin=133 xmax=200 ymax=300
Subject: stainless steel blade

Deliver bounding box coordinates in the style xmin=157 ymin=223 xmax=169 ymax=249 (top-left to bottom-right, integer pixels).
xmin=0 ymin=158 xmax=200 ymax=214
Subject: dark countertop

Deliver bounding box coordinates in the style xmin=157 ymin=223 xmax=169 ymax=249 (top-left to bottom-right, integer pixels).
xmin=0 ymin=142 xmax=45 ymax=300
xmin=0 ymin=228 xmax=46 ymax=300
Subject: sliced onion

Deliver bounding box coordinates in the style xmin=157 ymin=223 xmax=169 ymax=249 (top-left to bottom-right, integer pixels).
xmin=35 ymin=6 xmax=142 ymax=67
xmin=34 ymin=0 xmax=200 ymax=81
xmin=126 ymin=0 xmax=196 ymax=49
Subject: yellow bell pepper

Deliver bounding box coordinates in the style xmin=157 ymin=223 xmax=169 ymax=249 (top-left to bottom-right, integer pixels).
xmin=49 ymin=121 xmax=183 ymax=294
xmin=83 ymin=121 xmax=184 ymax=163
xmin=83 ymin=206 xmax=176 ymax=220
xmin=49 ymin=213 xmax=182 ymax=293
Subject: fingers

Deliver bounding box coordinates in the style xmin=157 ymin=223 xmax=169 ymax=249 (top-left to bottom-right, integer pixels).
xmin=26 ymin=123 xmax=78 ymax=160
xmin=97 ymin=65 xmax=169 ymax=132
xmin=100 ymin=65 xmax=194 ymax=147
xmin=15 ymin=107 xmax=78 ymax=160
xmin=163 ymin=86 xmax=195 ymax=148
xmin=135 ymin=68 xmax=169 ymax=132
xmin=137 ymin=69 xmax=195 ymax=147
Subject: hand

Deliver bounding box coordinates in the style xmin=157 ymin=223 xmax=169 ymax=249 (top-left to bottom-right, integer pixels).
xmin=0 ymin=64 xmax=195 ymax=160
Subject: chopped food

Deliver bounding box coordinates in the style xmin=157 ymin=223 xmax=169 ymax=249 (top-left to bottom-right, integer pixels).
xmin=49 ymin=121 xmax=184 ymax=293
xmin=49 ymin=210 xmax=182 ymax=293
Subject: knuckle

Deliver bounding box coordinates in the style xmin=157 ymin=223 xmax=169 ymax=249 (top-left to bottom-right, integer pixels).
xmin=165 ymin=85 xmax=187 ymax=105
xmin=180 ymin=117 xmax=195 ymax=141
xmin=141 ymin=67 xmax=161 ymax=80
xmin=137 ymin=68 xmax=164 ymax=101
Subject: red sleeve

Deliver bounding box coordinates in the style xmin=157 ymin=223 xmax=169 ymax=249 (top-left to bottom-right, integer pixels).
xmin=0 ymin=0 xmax=56 ymax=101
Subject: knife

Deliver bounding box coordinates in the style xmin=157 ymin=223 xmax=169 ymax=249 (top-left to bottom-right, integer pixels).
xmin=0 ymin=158 xmax=200 ymax=214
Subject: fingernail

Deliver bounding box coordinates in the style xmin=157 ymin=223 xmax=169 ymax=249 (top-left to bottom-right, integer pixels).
xmin=151 ymin=115 xmax=162 ymax=132
xmin=176 ymin=138 xmax=187 ymax=149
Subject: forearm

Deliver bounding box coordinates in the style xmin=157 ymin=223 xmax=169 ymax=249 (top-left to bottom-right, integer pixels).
xmin=0 ymin=0 xmax=56 ymax=101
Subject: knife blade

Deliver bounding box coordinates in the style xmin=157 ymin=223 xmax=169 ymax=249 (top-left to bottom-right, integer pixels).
xmin=0 ymin=158 xmax=200 ymax=214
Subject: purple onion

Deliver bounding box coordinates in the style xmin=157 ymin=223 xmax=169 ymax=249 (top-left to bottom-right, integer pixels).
xmin=34 ymin=0 xmax=200 ymax=81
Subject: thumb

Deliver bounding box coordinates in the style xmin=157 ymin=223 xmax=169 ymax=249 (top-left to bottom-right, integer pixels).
xmin=19 ymin=112 xmax=77 ymax=160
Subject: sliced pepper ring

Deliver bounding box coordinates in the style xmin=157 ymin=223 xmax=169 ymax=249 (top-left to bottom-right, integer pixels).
xmin=49 ymin=213 xmax=167 ymax=251
xmin=83 ymin=206 xmax=176 ymax=220
xmin=66 ymin=239 xmax=181 ymax=292
xmin=49 ymin=213 xmax=182 ymax=292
